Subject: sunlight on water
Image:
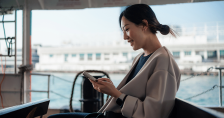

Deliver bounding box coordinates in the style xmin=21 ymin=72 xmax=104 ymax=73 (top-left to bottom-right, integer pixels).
xmin=31 ymin=72 xmax=223 ymax=109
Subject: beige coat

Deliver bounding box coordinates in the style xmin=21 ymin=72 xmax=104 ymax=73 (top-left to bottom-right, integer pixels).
xmin=98 ymin=46 xmax=181 ymax=118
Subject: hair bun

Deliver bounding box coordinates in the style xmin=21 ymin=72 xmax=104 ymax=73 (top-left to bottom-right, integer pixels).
xmin=158 ymin=24 xmax=170 ymax=35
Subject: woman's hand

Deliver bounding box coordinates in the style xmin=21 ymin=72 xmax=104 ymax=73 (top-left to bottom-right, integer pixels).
xmin=89 ymin=78 xmax=122 ymax=98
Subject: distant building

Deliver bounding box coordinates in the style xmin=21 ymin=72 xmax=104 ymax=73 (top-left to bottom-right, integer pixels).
xmin=35 ymin=22 xmax=224 ymax=72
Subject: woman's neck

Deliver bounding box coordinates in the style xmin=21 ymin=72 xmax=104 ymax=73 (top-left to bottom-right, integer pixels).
xmin=142 ymin=34 xmax=162 ymax=56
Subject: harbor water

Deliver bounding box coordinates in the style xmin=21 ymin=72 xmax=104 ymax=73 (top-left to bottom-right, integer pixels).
xmin=31 ymin=72 xmax=223 ymax=109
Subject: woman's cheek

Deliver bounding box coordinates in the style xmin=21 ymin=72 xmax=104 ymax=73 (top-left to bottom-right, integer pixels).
xmin=129 ymin=30 xmax=137 ymax=39
xmin=126 ymin=32 xmax=130 ymax=37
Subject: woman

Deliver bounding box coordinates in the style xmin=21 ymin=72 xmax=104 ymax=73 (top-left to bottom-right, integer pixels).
xmin=49 ymin=4 xmax=180 ymax=118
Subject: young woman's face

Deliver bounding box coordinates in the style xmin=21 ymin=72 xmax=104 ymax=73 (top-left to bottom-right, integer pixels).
xmin=121 ymin=16 xmax=146 ymax=50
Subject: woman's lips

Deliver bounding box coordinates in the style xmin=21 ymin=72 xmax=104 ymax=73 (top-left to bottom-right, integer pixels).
xmin=130 ymin=40 xmax=134 ymax=46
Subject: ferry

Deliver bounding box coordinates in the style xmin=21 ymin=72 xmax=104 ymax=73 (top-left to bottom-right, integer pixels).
xmin=0 ymin=0 xmax=224 ymax=118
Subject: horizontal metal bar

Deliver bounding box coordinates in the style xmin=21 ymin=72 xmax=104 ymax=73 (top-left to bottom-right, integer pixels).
xmin=0 ymin=21 xmax=16 ymax=23
xmin=30 ymin=73 xmax=51 ymax=76
xmin=0 ymin=38 xmax=15 ymax=39
xmin=0 ymin=90 xmax=49 ymax=93
xmin=1 ymin=91 xmax=20 ymax=93
xmin=215 ymin=67 xmax=224 ymax=70
xmin=26 ymin=90 xmax=49 ymax=92
xmin=0 ymin=55 xmax=15 ymax=56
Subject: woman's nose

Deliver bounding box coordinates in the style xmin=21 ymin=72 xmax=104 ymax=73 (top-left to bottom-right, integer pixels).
xmin=123 ymin=32 xmax=129 ymax=40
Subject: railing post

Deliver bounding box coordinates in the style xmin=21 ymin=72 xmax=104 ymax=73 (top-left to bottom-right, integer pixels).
xmin=219 ymin=69 xmax=222 ymax=106
xmin=48 ymin=75 xmax=50 ymax=99
xmin=216 ymin=67 xmax=224 ymax=106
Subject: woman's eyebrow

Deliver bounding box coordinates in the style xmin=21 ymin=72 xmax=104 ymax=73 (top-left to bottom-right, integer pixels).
xmin=122 ymin=24 xmax=129 ymax=30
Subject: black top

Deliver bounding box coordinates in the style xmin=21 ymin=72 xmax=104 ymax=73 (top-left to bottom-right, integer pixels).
xmin=126 ymin=53 xmax=153 ymax=84
xmin=116 ymin=53 xmax=153 ymax=108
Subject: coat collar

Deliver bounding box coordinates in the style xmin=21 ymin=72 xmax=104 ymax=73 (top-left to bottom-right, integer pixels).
xmin=116 ymin=46 xmax=166 ymax=90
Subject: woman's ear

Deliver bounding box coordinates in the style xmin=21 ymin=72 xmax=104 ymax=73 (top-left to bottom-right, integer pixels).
xmin=142 ymin=19 xmax=149 ymax=31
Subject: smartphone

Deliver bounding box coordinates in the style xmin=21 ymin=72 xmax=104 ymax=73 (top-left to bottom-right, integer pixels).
xmin=82 ymin=71 xmax=97 ymax=82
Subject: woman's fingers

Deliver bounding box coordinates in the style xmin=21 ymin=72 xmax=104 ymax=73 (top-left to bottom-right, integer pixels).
xmin=89 ymin=79 xmax=95 ymax=83
xmin=98 ymin=78 xmax=113 ymax=84
xmin=89 ymin=79 xmax=98 ymax=89
xmin=98 ymin=78 xmax=110 ymax=81
xmin=89 ymin=79 xmax=103 ymax=92
xmin=89 ymin=78 xmax=116 ymax=95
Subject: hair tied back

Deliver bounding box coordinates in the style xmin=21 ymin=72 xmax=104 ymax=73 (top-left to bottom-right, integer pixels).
xmin=157 ymin=24 xmax=170 ymax=35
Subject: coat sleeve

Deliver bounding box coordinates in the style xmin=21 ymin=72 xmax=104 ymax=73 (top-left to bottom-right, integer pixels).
xmin=121 ymin=70 xmax=178 ymax=118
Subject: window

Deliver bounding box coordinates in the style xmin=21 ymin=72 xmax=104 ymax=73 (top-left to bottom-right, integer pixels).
xmin=113 ymin=53 xmax=119 ymax=55
xmin=184 ymin=51 xmax=191 ymax=56
xmin=104 ymin=53 xmax=110 ymax=61
xmin=96 ymin=53 xmax=101 ymax=60
xmin=123 ymin=52 xmax=128 ymax=57
xmin=172 ymin=52 xmax=180 ymax=58
xmin=88 ymin=53 xmax=92 ymax=60
xmin=72 ymin=54 xmax=76 ymax=57
xmin=207 ymin=51 xmax=216 ymax=58
xmin=196 ymin=51 xmax=204 ymax=55
xmin=220 ymin=50 xmax=224 ymax=59
xmin=49 ymin=54 xmax=53 ymax=57
xmin=64 ymin=54 xmax=68 ymax=62
xmin=220 ymin=50 xmax=224 ymax=56
xmin=80 ymin=54 xmax=84 ymax=61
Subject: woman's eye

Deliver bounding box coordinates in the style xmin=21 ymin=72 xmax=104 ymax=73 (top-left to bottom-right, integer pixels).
xmin=125 ymin=28 xmax=129 ymax=31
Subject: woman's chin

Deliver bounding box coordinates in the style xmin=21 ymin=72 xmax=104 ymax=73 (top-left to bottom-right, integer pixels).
xmin=132 ymin=46 xmax=139 ymax=51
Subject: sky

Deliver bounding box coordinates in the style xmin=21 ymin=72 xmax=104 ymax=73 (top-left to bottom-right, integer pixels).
xmin=0 ymin=1 xmax=224 ymax=49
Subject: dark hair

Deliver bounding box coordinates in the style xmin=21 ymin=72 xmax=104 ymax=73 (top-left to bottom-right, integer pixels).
xmin=119 ymin=4 xmax=177 ymax=37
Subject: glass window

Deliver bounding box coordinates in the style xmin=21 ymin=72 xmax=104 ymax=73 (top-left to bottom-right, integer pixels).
xmin=196 ymin=51 xmax=204 ymax=55
xmin=72 ymin=54 xmax=76 ymax=57
xmin=123 ymin=52 xmax=128 ymax=57
xmin=220 ymin=50 xmax=224 ymax=56
xmin=172 ymin=52 xmax=180 ymax=58
xmin=207 ymin=51 xmax=217 ymax=58
xmin=49 ymin=54 xmax=53 ymax=57
xmin=113 ymin=53 xmax=119 ymax=55
xmin=96 ymin=53 xmax=101 ymax=60
xmin=184 ymin=51 xmax=191 ymax=56
xmin=88 ymin=53 xmax=92 ymax=60
xmin=80 ymin=54 xmax=84 ymax=61
xmin=220 ymin=50 xmax=224 ymax=59
xmin=64 ymin=54 xmax=68 ymax=62
xmin=104 ymin=53 xmax=110 ymax=60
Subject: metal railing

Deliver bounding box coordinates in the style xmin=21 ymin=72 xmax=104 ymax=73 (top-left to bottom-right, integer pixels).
xmin=29 ymin=68 xmax=224 ymax=106
xmin=180 ymin=67 xmax=224 ymax=106
xmin=29 ymin=73 xmax=51 ymax=98
xmin=215 ymin=67 xmax=224 ymax=106
xmin=28 ymin=73 xmax=78 ymax=101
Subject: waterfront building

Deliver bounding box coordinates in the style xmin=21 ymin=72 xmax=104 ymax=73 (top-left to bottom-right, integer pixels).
xmin=35 ymin=22 xmax=224 ymax=72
